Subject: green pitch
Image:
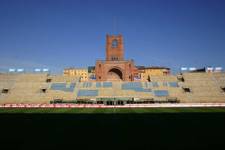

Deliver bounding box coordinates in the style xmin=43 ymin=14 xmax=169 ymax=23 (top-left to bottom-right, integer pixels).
xmin=0 ymin=107 xmax=225 ymax=113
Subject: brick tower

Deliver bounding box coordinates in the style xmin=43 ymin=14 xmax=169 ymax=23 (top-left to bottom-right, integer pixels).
xmin=106 ymin=34 xmax=124 ymax=61
xmin=95 ymin=34 xmax=138 ymax=81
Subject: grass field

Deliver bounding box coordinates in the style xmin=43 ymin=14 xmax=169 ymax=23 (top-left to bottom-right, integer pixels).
xmin=0 ymin=107 xmax=225 ymax=113
xmin=1 ymin=107 xmax=225 ymax=149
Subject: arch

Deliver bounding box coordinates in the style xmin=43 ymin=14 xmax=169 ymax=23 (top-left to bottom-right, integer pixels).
xmin=107 ymin=67 xmax=123 ymax=81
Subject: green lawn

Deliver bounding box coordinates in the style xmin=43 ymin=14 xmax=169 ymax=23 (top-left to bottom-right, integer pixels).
xmin=0 ymin=107 xmax=225 ymax=113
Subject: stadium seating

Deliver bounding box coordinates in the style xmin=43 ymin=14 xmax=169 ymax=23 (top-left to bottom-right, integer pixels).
xmin=77 ymin=90 xmax=98 ymax=96
xmin=150 ymin=75 xmax=177 ymax=82
xmin=96 ymin=82 xmax=101 ymax=88
xmin=163 ymin=82 xmax=168 ymax=86
xmin=50 ymin=83 xmax=76 ymax=92
xmin=151 ymin=82 xmax=159 ymax=87
xmin=122 ymin=82 xmax=141 ymax=90
xmin=134 ymin=88 xmax=152 ymax=92
xmin=122 ymin=82 xmax=151 ymax=92
xmin=103 ymin=82 xmax=112 ymax=87
xmin=65 ymin=83 xmax=76 ymax=92
xmin=168 ymin=82 xmax=179 ymax=87
xmin=154 ymin=90 xmax=169 ymax=97
xmin=51 ymin=83 xmax=66 ymax=90
xmin=0 ymin=72 xmax=225 ymax=104
xmin=145 ymin=82 xmax=159 ymax=88
xmin=145 ymin=82 xmax=148 ymax=88
xmin=82 ymin=82 xmax=92 ymax=88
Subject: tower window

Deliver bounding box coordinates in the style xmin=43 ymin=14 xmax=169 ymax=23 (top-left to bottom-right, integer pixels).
xmin=111 ymin=57 xmax=118 ymax=61
xmin=112 ymin=39 xmax=118 ymax=48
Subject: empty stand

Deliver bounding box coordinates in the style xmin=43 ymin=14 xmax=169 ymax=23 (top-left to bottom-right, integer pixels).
xmin=96 ymin=82 xmax=101 ymax=88
xmin=0 ymin=72 xmax=225 ymax=104
xmin=50 ymin=83 xmax=76 ymax=92
xmin=103 ymin=82 xmax=112 ymax=87
xmin=145 ymin=82 xmax=159 ymax=87
xmin=77 ymin=90 xmax=98 ymax=96
xmin=82 ymin=82 xmax=92 ymax=88
xmin=152 ymin=82 xmax=159 ymax=87
xmin=168 ymin=82 xmax=179 ymax=87
xmin=154 ymin=90 xmax=169 ymax=97
xmin=163 ymin=82 xmax=168 ymax=86
xmin=122 ymin=82 xmax=151 ymax=92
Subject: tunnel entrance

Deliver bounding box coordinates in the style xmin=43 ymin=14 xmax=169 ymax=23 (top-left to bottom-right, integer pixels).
xmin=107 ymin=68 xmax=123 ymax=81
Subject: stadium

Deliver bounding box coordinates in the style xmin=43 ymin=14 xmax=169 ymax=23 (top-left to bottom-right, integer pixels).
xmin=0 ymin=34 xmax=225 ymax=110
xmin=1 ymin=2 xmax=225 ymax=150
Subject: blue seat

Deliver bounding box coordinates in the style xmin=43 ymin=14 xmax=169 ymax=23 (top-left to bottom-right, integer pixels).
xmin=168 ymin=82 xmax=179 ymax=87
xmin=103 ymin=82 xmax=112 ymax=87
xmin=83 ymin=82 xmax=87 ymax=88
xmin=154 ymin=90 xmax=169 ymax=97
xmin=82 ymin=82 xmax=92 ymax=88
xmin=122 ymin=82 xmax=142 ymax=90
xmin=147 ymin=82 xmax=159 ymax=87
xmin=51 ymin=83 xmax=76 ymax=92
xmin=83 ymin=82 xmax=88 ymax=88
xmin=152 ymin=82 xmax=159 ymax=87
xmin=51 ymin=83 xmax=66 ymax=90
xmin=134 ymin=87 xmax=152 ymax=92
xmin=65 ymin=83 xmax=76 ymax=92
xmin=145 ymin=82 xmax=148 ymax=88
xmin=96 ymin=82 xmax=101 ymax=88
xmin=163 ymin=82 xmax=168 ymax=86
xmin=77 ymin=90 xmax=98 ymax=96
xmin=122 ymin=82 xmax=151 ymax=92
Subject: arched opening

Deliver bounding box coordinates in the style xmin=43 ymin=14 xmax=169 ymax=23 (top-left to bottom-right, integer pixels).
xmin=107 ymin=68 xmax=123 ymax=81
xmin=112 ymin=39 xmax=118 ymax=48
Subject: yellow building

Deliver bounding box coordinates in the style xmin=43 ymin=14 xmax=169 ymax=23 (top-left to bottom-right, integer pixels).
xmin=138 ymin=67 xmax=170 ymax=81
xmin=63 ymin=68 xmax=88 ymax=81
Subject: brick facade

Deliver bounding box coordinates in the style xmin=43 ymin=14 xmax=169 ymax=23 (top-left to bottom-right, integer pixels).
xmin=95 ymin=34 xmax=138 ymax=81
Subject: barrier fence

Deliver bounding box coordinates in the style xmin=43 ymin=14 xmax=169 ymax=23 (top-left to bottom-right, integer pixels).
xmin=0 ymin=103 xmax=225 ymax=108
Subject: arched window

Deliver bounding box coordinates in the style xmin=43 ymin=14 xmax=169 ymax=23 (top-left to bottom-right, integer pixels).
xmin=112 ymin=39 xmax=118 ymax=48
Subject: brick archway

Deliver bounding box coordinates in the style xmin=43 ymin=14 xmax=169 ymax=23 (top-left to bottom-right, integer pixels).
xmin=107 ymin=67 xmax=123 ymax=81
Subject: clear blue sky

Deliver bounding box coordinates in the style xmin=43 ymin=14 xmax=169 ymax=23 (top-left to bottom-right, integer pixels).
xmin=0 ymin=0 xmax=225 ymax=74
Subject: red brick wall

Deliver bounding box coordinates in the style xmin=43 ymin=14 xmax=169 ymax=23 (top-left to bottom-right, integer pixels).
xmin=95 ymin=34 xmax=137 ymax=81
xmin=106 ymin=34 xmax=124 ymax=61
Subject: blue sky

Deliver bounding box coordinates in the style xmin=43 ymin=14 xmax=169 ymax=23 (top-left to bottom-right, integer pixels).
xmin=0 ymin=0 xmax=225 ymax=74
